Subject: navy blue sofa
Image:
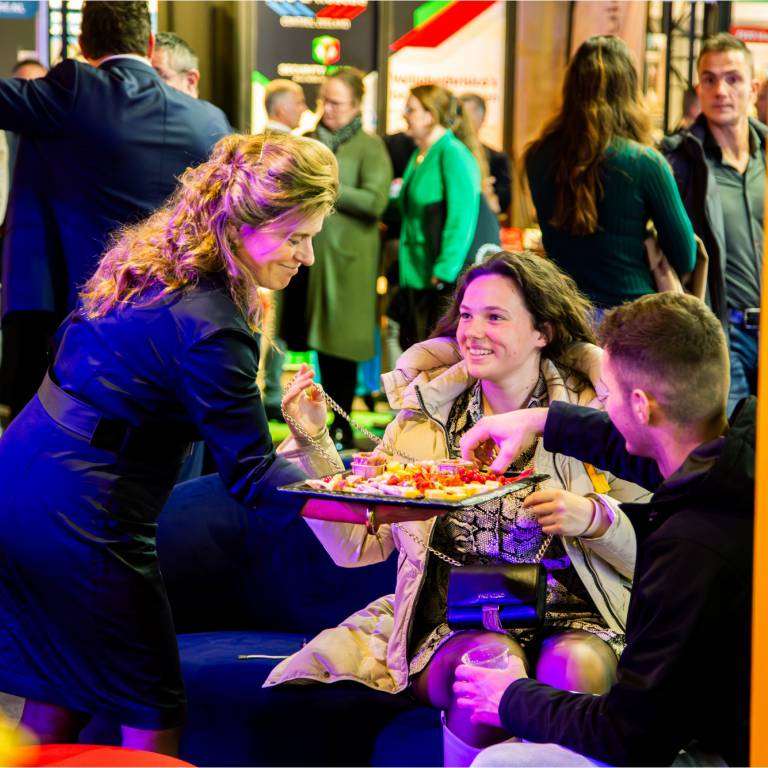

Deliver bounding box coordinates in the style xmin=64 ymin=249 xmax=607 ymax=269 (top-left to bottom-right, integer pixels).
xmin=81 ymin=474 xmax=441 ymax=766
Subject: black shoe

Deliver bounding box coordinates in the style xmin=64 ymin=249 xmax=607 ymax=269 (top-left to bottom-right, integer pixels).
xmin=264 ymin=404 xmax=285 ymax=422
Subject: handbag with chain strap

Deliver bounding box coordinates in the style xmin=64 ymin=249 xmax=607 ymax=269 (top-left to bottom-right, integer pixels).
xmin=447 ymin=563 xmax=547 ymax=631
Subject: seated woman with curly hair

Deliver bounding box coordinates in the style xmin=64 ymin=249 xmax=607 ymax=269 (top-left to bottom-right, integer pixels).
xmin=268 ymin=251 xmax=649 ymax=767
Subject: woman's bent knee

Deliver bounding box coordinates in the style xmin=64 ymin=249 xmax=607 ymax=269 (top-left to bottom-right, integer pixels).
xmin=536 ymin=630 xmax=617 ymax=694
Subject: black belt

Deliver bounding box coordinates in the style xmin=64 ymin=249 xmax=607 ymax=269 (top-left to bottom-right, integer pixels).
xmin=728 ymin=307 xmax=760 ymax=331
xmin=38 ymin=372 xmax=192 ymax=462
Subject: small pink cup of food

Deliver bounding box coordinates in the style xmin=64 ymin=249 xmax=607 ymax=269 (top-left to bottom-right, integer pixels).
xmin=437 ymin=458 xmax=474 ymax=474
xmin=350 ymin=452 xmax=387 ymax=478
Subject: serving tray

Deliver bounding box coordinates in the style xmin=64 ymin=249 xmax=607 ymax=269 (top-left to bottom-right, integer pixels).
xmin=278 ymin=472 xmax=550 ymax=509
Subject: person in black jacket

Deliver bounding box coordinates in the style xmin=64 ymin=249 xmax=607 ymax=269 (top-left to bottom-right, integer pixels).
xmin=455 ymin=292 xmax=753 ymax=767
xmin=0 ymin=133 xmax=338 ymax=755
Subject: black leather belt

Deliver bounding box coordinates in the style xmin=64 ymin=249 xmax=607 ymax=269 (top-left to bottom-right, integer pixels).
xmin=728 ymin=307 xmax=760 ymax=331
xmin=38 ymin=372 xmax=192 ymax=462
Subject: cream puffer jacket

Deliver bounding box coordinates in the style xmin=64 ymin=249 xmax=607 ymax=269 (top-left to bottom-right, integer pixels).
xmin=266 ymin=339 xmax=650 ymax=694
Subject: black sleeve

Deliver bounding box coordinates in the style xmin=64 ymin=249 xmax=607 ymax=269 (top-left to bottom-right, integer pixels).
xmin=499 ymin=536 xmax=728 ymax=766
xmin=176 ymin=329 xmax=306 ymax=506
xmin=544 ymin=402 xmax=664 ymax=489
xmin=0 ymin=60 xmax=76 ymax=135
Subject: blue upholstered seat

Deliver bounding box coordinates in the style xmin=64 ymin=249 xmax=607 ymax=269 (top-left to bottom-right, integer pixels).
xmin=82 ymin=473 xmax=441 ymax=766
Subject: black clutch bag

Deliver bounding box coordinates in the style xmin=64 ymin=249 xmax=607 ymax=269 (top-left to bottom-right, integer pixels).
xmin=447 ymin=564 xmax=547 ymax=631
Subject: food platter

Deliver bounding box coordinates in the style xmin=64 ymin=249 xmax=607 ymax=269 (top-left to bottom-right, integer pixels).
xmin=278 ymin=456 xmax=549 ymax=509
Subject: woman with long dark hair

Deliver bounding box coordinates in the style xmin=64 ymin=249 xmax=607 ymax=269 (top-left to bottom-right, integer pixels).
xmin=524 ymin=36 xmax=695 ymax=311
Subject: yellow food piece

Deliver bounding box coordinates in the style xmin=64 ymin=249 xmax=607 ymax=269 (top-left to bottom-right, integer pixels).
xmin=382 ymin=485 xmax=422 ymax=498
xmin=424 ymin=488 xmax=468 ymax=500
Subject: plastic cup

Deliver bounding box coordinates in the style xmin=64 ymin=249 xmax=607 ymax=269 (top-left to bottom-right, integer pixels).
xmin=460 ymin=644 xmax=510 ymax=669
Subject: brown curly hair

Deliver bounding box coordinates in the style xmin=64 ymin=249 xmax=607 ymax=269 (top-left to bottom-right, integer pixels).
xmin=431 ymin=250 xmax=595 ymax=363
xmin=81 ymin=133 xmax=338 ymax=330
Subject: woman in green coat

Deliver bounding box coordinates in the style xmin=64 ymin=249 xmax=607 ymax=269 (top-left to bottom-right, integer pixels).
xmin=282 ymin=68 xmax=392 ymax=449
xmin=395 ymin=84 xmax=487 ymax=349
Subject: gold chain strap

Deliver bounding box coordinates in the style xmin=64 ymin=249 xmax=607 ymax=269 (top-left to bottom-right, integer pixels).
xmin=394 ymin=490 xmax=552 ymax=569
xmin=280 ymin=375 xmax=420 ymax=464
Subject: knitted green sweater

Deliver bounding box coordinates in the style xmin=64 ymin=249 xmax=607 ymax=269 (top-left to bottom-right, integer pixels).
xmin=526 ymin=137 xmax=696 ymax=308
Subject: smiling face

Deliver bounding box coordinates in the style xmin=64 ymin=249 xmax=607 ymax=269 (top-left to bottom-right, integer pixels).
xmin=697 ymin=50 xmax=757 ymax=129
xmin=237 ymin=212 xmax=325 ymax=290
xmin=456 ymin=274 xmax=548 ymax=384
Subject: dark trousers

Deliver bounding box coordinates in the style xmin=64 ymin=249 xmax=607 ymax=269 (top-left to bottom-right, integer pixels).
xmin=0 ymin=310 xmax=58 ymax=426
xmin=389 ymin=286 xmax=454 ymax=351
xmin=316 ymin=352 xmax=357 ymax=444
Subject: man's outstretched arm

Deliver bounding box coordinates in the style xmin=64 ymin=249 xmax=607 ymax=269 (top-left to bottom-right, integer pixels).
xmin=461 ymin=402 xmax=663 ymax=490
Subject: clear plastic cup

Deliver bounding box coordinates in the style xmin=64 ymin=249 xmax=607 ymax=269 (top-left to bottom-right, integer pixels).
xmin=460 ymin=644 xmax=511 ymax=669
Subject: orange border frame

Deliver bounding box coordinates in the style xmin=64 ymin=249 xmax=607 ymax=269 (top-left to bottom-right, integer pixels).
xmin=750 ymin=160 xmax=768 ymax=765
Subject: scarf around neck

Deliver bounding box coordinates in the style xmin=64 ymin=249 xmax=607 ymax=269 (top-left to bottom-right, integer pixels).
xmin=315 ymin=115 xmax=362 ymax=153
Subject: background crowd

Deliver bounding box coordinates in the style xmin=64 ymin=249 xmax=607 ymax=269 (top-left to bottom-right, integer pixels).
xmin=0 ymin=3 xmax=761 ymax=767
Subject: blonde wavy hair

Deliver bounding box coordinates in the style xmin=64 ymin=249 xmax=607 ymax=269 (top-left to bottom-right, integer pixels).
xmin=81 ymin=133 xmax=338 ymax=330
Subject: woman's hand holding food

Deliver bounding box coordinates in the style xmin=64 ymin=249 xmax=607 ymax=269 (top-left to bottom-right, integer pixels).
xmin=281 ymin=363 xmax=328 ymax=439
xmin=523 ymin=489 xmax=609 ymax=538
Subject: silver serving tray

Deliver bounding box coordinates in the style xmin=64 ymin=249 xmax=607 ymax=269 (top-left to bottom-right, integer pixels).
xmin=277 ymin=472 xmax=549 ymax=509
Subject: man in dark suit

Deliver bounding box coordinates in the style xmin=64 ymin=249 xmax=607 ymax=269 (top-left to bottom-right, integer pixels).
xmin=0 ymin=1 xmax=231 ymax=425
xmin=459 ymin=92 xmax=512 ymax=220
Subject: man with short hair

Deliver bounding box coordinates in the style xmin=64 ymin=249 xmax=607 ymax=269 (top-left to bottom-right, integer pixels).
xmin=459 ymin=92 xmax=511 ymax=217
xmin=152 ymin=31 xmax=200 ymax=98
xmin=264 ymin=78 xmax=307 ymax=133
xmin=456 ymin=292 xmax=754 ymax=766
xmin=0 ymin=1 xmax=230 ymax=424
xmin=662 ymin=32 xmax=765 ymax=415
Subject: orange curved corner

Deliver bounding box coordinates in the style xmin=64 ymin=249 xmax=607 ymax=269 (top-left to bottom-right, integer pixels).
xmin=751 ymin=157 xmax=768 ymax=766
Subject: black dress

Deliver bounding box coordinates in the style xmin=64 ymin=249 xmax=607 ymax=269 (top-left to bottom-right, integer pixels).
xmin=0 ymin=278 xmax=306 ymax=729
